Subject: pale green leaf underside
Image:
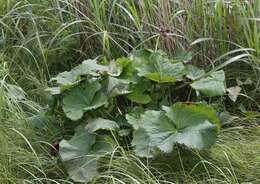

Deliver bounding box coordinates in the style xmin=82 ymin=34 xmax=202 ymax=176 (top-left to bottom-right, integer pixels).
xmin=86 ymin=118 xmax=119 ymax=133
xmin=191 ymin=70 xmax=226 ymax=96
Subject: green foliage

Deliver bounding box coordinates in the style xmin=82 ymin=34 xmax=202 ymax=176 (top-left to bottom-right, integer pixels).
xmin=59 ymin=125 xmax=115 ymax=183
xmin=191 ymin=70 xmax=226 ymax=96
xmin=48 ymin=49 xmax=226 ymax=183
xmin=62 ymin=80 xmax=107 ymax=121
xmin=128 ymin=103 xmax=220 ymax=157
xmin=130 ymin=49 xmax=187 ymax=83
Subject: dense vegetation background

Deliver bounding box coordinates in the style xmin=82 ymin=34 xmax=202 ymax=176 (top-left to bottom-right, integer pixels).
xmin=0 ymin=0 xmax=260 ymax=183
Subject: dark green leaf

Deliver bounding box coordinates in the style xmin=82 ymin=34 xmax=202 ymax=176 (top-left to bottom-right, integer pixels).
xmin=126 ymin=80 xmax=151 ymax=104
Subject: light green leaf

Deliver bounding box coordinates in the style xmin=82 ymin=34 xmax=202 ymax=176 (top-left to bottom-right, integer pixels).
xmin=130 ymin=49 xmax=186 ymax=83
xmin=107 ymin=76 xmax=131 ymax=97
xmin=86 ymin=118 xmax=119 ymax=133
xmin=186 ymin=65 xmax=205 ymax=80
xmin=51 ymin=70 xmax=79 ymax=86
xmin=127 ymin=92 xmax=152 ymax=104
xmin=107 ymin=58 xmax=131 ymax=77
xmin=62 ymin=80 xmax=107 ymax=121
xmin=126 ymin=107 xmax=145 ymax=130
xmin=50 ymin=59 xmax=109 ymax=92
xmin=45 ymin=87 xmax=61 ymax=95
xmin=190 ymin=70 xmax=226 ymax=96
xmin=131 ymin=128 xmax=157 ymax=158
xmin=174 ymin=51 xmax=193 ymax=63
xmin=59 ymin=126 xmax=114 ymax=183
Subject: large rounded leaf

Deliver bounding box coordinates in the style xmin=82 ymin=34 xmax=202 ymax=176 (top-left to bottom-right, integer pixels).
xmin=190 ymin=70 xmax=226 ymax=96
xmin=127 ymin=103 xmax=220 ymax=157
xmin=59 ymin=125 xmax=115 ymax=183
xmin=62 ymin=80 xmax=107 ymax=121
xmin=130 ymin=49 xmax=187 ymax=83
xmin=50 ymin=59 xmax=109 ymax=92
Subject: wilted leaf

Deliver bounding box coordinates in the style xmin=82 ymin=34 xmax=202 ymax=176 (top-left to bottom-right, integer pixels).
xmin=236 ymin=78 xmax=253 ymax=86
xmin=62 ymin=80 xmax=107 ymax=121
xmin=227 ymin=86 xmax=241 ymax=102
xmin=191 ymin=70 xmax=226 ymax=96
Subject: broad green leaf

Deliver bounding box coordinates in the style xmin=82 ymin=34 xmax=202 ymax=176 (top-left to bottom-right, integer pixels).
xmin=174 ymin=51 xmax=193 ymax=63
xmin=86 ymin=118 xmax=119 ymax=133
xmin=74 ymin=59 xmax=109 ymax=77
xmin=51 ymin=70 xmax=80 ymax=86
xmin=128 ymin=103 xmax=220 ymax=157
xmin=62 ymin=80 xmax=107 ymax=121
xmin=126 ymin=80 xmax=151 ymax=104
xmin=186 ymin=65 xmax=205 ymax=80
xmin=131 ymin=128 xmax=157 ymax=158
xmin=50 ymin=59 xmax=109 ymax=93
xmin=59 ymin=125 xmax=114 ymax=183
xmin=127 ymin=92 xmax=152 ymax=104
xmin=126 ymin=107 xmax=145 ymax=130
xmin=145 ymin=73 xmax=176 ymax=83
xmin=107 ymin=76 xmax=131 ymax=96
xmin=107 ymin=58 xmax=131 ymax=77
xmin=116 ymin=57 xmax=139 ymax=83
xmin=130 ymin=49 xmax=186 ymax=83
xmin=190 ymin=70 xmax=226 ymax=96
xmin=162 ymin=103 xmax=221 ymax=130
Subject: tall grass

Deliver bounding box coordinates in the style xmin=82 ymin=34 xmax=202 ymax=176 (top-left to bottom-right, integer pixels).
xmin=0 ymin=0 xmax=259 ymax=183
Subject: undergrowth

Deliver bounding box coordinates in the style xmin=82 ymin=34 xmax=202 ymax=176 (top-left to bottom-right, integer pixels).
xmin=0 ymin=0 xmax=259 ymax=184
